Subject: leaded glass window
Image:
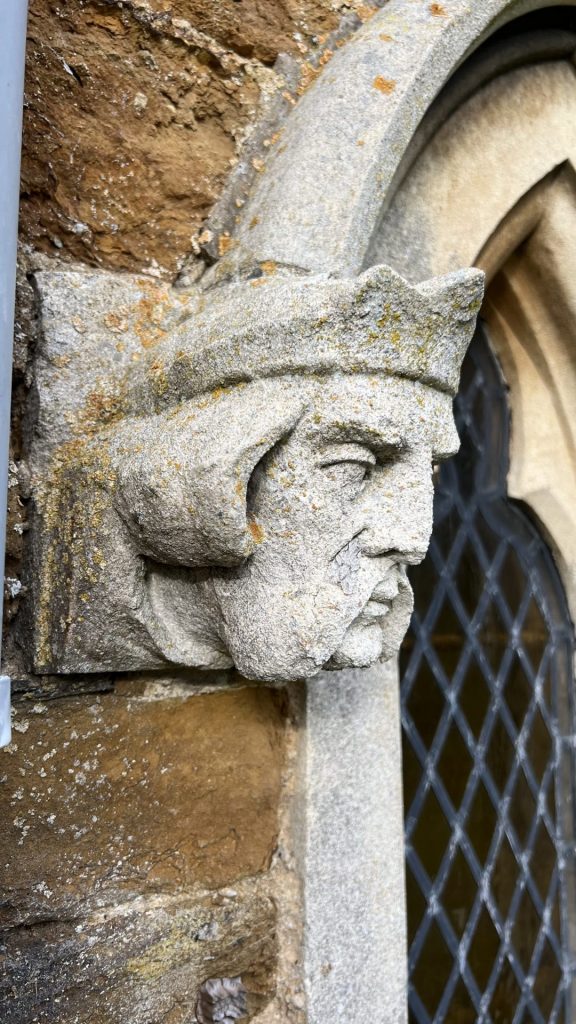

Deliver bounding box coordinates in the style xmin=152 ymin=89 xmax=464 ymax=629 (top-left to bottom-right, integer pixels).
xmin=400 ymin=326 xmax=576 ymax=1023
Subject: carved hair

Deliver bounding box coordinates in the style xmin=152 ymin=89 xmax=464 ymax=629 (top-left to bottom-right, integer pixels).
xmin=112 ymin=380 xmax=306 ymax=568
xmin=111 ymin=264 xmax=484 ymax=570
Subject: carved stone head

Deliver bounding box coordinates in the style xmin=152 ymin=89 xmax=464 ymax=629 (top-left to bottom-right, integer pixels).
xmin=31 ymin=264 xmax=483 ymax=680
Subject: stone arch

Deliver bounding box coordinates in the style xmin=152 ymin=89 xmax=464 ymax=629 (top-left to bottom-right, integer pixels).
xmin=353 ymin=9 xmax=576 ymax=1022
xmin=215 ymin=0 xmax=576 ymax=280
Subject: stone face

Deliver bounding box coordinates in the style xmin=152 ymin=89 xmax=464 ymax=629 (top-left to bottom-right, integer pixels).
xmin=10 ymin=9 xmax=494 ymax=1024
xmin=0 ymin=686 xmax=285 ymax=1022
xmin=28 ymin=263 xmax=483 ymax=680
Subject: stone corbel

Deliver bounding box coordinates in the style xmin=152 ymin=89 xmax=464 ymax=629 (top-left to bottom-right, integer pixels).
xmin=23 ymin=4 xmax=498 ymax=1021
xmin=29 ymin=263 xmax=482 ymax=680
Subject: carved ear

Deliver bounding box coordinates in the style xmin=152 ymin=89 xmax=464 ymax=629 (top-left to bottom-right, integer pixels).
xmin=112 ymin=384 xmax=306 ymax=568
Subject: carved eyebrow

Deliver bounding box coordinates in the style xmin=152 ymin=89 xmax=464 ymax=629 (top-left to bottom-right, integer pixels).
xmin=315 ymin=420 xmax=407 ymax=454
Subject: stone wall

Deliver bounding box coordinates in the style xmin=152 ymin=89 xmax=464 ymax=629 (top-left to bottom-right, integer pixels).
xmin=1 ymin=685 xmax=287 ymax=1023
xmin=1 ymin=1 xmax=384 ymax=1020
xmin=21 ymin=0 xmax=375 ymax=276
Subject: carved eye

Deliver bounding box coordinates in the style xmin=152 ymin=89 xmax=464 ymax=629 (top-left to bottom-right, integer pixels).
xmin=320 ymin=445 xmax=376 ymax=496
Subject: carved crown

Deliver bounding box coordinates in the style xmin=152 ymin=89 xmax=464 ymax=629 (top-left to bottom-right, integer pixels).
xmin=126 ymin=264 xmax=485 ymax=415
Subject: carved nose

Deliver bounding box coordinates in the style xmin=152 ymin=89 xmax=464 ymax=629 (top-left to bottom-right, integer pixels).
xmin=361 ymin=471 xmax=434 ymax=562
xmin=363 ymin=540 xmax=430 ymax=565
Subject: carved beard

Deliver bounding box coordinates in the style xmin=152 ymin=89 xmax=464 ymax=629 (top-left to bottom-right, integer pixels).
xmin=325 ymin=569 xmax=414 ymax=670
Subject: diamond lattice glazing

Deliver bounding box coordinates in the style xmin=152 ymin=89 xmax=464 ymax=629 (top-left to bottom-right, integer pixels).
xmin=400 ymin=328 xmax=576 ymax=1023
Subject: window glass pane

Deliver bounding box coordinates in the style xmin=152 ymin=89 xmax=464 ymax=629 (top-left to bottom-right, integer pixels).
xmin=400 ymin=329 xmax=575 ymax=1023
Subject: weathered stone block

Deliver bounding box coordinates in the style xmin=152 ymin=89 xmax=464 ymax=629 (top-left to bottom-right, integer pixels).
xmin=28 ymin=263 xmax=482 ymax=681
xmin=0 ymin=685 xmax=285 ymax=1022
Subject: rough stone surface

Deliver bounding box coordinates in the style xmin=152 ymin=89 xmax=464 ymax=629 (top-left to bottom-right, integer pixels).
xmin=21 ymin=0 xmax=378 ymax=277
xmin=0 ymin=685 xmax=285 ymax=1022
xmin=28 ymin=264 xmax=482 ymax=678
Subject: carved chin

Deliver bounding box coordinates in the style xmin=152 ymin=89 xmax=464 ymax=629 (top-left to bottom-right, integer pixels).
xmin=326 ymin=583 xmax=414 ymax=670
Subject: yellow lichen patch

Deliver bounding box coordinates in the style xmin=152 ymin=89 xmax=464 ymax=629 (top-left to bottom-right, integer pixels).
xmin=249 ymin=520 xmax=265 ymax=545
xmin=149 ymin=359 xmax=169 ymax=398
xmin=430 ymin=2 xmax=447 ymax=14
xmin=53 ymin=354 xmax=71 ymax=368
xmin=126 ymin=926 xmax=193 ymax=982
xmin=260 ymin=260 xmax=277 ymax=276
xmin=373 ymin=76 xmax=396 ymax=95
xmin=357 ymin=139 xmax=365 ymax=147
xmin=103 ymin=310 xmax=128 ymax=334
xmin=379 ymin=33 xmax=394 ymax=41
xmin=218 ymin=233 xmax=236 ymax=256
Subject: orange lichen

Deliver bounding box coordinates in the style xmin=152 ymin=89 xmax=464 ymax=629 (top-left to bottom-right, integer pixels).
xmin=103 ymin=311 xmax=128 ymax=333
xmin=297 ymin=50 xmax=334 ymax=96
xmin=132 ymin=281 xmax=171 ymax=349
xmin=373 ymin=76 xmax=396 ymax=94
xmin=249 ymin=520 xmax=265 ymax=544
xmin=260 ymin=260 xmax=277 ymax=276
xmin=356 ymin=4 xmax=377 ymax=20
xmin=218 ymin=233 xmax=235 ymax=256
xmin=430 ymin=3 xmax=447 ymax=14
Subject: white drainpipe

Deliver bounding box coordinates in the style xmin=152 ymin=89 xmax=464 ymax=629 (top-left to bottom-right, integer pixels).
xmin=0 ymin=2 xmax=28 ymax=747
